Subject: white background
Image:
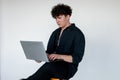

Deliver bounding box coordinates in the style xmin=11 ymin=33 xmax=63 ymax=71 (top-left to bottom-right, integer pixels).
xmin=0 ymin=0 xmax=120 ymax=80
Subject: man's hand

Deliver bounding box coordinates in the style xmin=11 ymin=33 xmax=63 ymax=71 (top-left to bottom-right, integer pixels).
xmin=48 ymin=53 xmax=73 ymax=63
xmin=48 ymin=54 xmax=61 ymax=61
xmin=35 ymin=60 xmax=42 ymax=63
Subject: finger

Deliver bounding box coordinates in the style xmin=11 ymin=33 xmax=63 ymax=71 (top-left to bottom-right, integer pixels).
xmin=52 ymin=56 xmax=57 ymax=60
xmin=48 ymin=55 xmax=54 ymax=60
xmin=35 ymin=60 xmax=41 ymax=63
xmin=49 ymin=55 xmax=56 ymax=61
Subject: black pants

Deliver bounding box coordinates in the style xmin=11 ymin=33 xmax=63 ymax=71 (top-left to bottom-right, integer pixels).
xmin=26 ymin=61 xmax=70 ymax=80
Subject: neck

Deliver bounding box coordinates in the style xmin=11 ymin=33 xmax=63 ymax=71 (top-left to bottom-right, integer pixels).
xmin=61 ymin=22 xmax=71 ymax=31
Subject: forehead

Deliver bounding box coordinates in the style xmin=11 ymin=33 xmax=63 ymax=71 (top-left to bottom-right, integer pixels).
xmin=55 ymin=15 xmax=66 ymax=18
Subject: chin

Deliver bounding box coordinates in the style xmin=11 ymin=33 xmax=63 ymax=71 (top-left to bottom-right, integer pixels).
xmin=58 ymin=24 xmax=63 ymax=28
xmin=58 ymin=25 xmax=62 ymax=28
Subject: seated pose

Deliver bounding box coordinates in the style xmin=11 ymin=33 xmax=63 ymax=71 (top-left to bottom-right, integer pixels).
xmin=21 ymin=3 xmax=85 ymax=80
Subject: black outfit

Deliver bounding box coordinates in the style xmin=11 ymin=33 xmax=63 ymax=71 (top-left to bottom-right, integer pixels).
xmin=25 ymin=23 xmax=85 ymax=80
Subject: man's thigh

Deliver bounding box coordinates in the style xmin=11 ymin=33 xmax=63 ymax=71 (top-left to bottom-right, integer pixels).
xmin=41 ymin=61 xmax=69 ymax=79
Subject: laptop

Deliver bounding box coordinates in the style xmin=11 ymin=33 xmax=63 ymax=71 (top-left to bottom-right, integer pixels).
xmin=20 ymin=41 xmax=49 ymax=62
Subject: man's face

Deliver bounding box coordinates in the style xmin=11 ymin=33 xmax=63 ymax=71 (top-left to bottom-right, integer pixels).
xmin=55 ymin=15 xmax=70 ymax=28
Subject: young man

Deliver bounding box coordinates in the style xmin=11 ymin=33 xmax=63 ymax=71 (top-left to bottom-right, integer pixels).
xmin=22 ymin=3 xmax=85 ymax=80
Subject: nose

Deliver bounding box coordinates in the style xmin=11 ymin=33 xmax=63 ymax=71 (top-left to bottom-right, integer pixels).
xmin=56 ymin=18 xmax=58 ymax=23
xmin=56 ymin=18 xmax=59 ymax=23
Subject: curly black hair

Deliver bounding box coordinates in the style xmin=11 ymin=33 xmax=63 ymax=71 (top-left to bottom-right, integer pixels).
xmin=51 ymin=3 xmax=72 ymax=18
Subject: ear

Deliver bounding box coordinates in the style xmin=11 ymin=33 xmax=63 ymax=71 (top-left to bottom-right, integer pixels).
xmin=66 ymin=15 xmax=70 ymax=20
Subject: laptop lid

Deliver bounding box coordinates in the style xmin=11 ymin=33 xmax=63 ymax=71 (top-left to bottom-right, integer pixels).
xmin=20 ymin=41 xmax=49 ymax=62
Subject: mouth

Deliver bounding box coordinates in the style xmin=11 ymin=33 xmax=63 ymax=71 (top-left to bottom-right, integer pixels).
xmin=57 ymin=23 xmax=62 ymax=27
xmin=57 ymin=23 xmax=60 ymax=26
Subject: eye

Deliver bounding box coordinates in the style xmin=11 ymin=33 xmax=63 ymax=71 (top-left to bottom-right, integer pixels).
xmin=58 ymin=16 xmax=61 ymax=19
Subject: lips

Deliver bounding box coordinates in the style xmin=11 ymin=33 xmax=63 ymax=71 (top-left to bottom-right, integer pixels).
xmin=57 ymin=23 xmax=60 ymax=26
